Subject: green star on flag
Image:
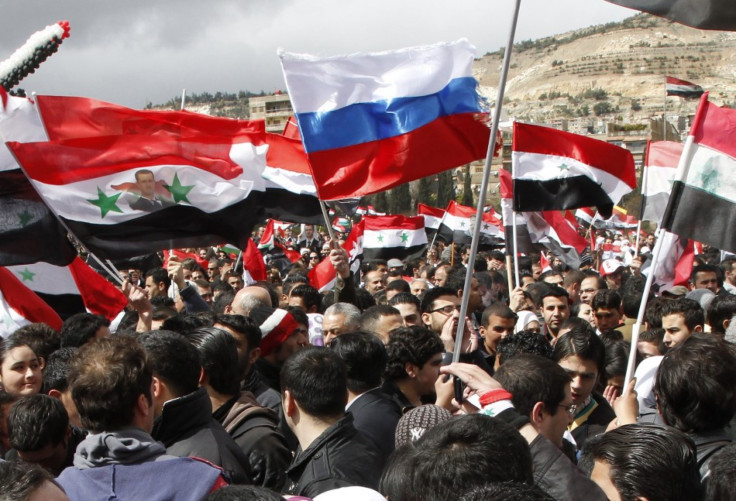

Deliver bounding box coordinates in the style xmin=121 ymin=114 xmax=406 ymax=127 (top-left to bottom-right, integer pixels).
xmin=18 ymin=268 xmax=35 ymax=282
xmin=377 ymin=234 xmax=384 ymax=243
xmin=400 ymin=232 xmax=409 ymax=243
xmin=164 ymin=173 xmax=194 ymax=204
xmin=88 ymin=188 xmax=123 ymax=218
xmin=18 ymin=210 xmax=33 ymax=227
xmin=558 ymin=163 xmax=570 ymax=172
xmin=699 ymin=159 xmax=720 ymax=193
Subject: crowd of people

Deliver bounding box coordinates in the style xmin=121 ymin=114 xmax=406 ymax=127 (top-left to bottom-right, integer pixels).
xmin=0 ymin=221 xmax=735 ymax=500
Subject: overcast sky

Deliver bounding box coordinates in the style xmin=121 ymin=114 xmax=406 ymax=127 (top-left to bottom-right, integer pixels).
xmin=1 ymin=1 xmax=636 ymax=108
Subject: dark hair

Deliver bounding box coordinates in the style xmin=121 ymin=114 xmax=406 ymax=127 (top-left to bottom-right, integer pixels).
xmin=552 ymin=325 xmax=606 ymax=374
xmin=638 ymin=328 xmax=665 ymax=354
xmin=0 ymin=333 xmax=41 ymax=372
xmin=289 ymin=284 xmax=322 ymax=313
xmin=563 ymin=270 xmax=585 ymax=288
xmin=420 ymin=286 xmax=457 ymax=314
xmin=282 ymin=274 xmax=309 ymax=297
xmin=495 ymin=354 xmax=570 ymax=417
xmin=68 ymin=336 xmax=152 ymax=433
xmin=691 ymin=263 xmax=722 ymax=287
xmin=538 ymin=270 xmax=562 ymax=284
xmin=386 ymin=279 xmax=411 ymax=294
xmin=655 ymin=334 xmax=736 ymax=433
xmin=161 ymin=312 xmax=214 ymax=334
xmin=212 ymin=289 xmax=236 ymax=314
xmin=10 ymin=324 xmax=59 ymax=363
xmin=362 ymin=259 xmax=387 ymax=274
xmin=329 ymin=331 xmax=387 ymax=393
xmin=496 ymin=331 xmax=553 ymax=366
xmin=558 ymin=316 xmax=589 ymax=333
xmin=145 ymin=266 xmax=171 ymax=290
xmin=60 ymin=313 xmax=110 ymax=348
xmin=706 ymin=442 xmax=736 ymax=501
xmin=481 ymin=303 xmax=518 ymax=327
xmin=384 ymin=326 xmax=444 ymax=381
xmin=0 ymin=461 xmax=63 ymax=500
xmin=445 ymin=266 xmax=471 ymax=293
xmin=389 ymin=292 xmax=421 ymax=309
xmin=406 ymin=415 xmax=533 ymax=500
xmin=354 ymin=287 xmax=377 ymax=311
xmin=137 ymin=330 xmax=201 ymax=398
xmin=645 ymin=296 xmax=671 ymax=329
xmin=379 ymin=444 xmax=416 ymax=501
xmin=660 ymin=298 xmax=704 ymax=331
xmin=601 ymin=340 xmax=632 ymax=388
xmin=591 ymin=289 xmax=621 ymax=311
xmin=42 ymin=347 xmax=78 ymax=393
xmin=280 ymin=346 xmax=347 ymax=418
xmin=459 ymin=482 xmax=555 ymax=501
xmin=213 ymin=314 xmax=261 ymax=351
xmin=534 ymin=284 xmax=569 ymax=308
xmin=360 ymin=305 xmax=401 ymax=334
xmin=8 ymin=394 xmax=68 ymax=452
xmin=707 ymin=294 xmax=736 ymax=335
xmin=152 ymin=305 xmax=178 ymax=323
xmin=581 ymin=424 xmax=701 ymax=501
xmin=205 ymin=485 xmax=284 ymax=501
xmin=185 ymin=327 xmax=241 ymax=397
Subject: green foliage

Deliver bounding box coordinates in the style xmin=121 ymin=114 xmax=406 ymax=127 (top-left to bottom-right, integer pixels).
xmin=461 ymin=165 xmax=473 ymax=206
xmin=437 ymin=171 xmax=456 ymax=209
xmin=417 ymin=176 xmax=435 ymax=206
xmin=593 ymin=101 xmax=613 ymax=116
xmin=631 ymin=99 xmax=642 ymax=111
xmin=389 ymin=183 xmax=412 ymax=214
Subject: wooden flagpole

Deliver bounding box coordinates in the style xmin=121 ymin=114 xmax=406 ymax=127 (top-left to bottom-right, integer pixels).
xmin=452 ymin=0 xmax=522 ymax=364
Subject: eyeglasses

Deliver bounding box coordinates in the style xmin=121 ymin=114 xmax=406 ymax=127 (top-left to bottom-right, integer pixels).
xmin=429 ymin=304 xmax=462 ymax=315
xmin=559 ymin=403 xmax=577 ymax=416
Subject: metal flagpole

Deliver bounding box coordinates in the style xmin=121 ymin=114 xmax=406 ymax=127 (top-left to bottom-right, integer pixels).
xmin=180 ymin=89 xmax=187 ymax=111
xmin=663 ymin=78 xmax=667 ymax=141
xmin=452 ymin=0 xmax=522 ymax=364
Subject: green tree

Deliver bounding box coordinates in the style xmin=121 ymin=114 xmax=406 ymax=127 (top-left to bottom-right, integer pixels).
xmin=437 ymin=170 xmax=456 ymax=209
xmin=461 ymin=165 xmax=473 ymax=206
xmin=373 ymin=191 xmax=389 ymax=214
xmin=388 ymin=183 xmax=411 ymax=214
xmin=417 ymin=176 xmax=434 ymax=206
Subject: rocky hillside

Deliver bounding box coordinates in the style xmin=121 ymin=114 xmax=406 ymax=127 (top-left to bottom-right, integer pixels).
xmin=475 ymin=14 xmax=736 ymax=125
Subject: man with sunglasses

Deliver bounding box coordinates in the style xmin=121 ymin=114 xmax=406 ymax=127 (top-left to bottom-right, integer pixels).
xmin=420 ymin=287 xmax=478 ymax=356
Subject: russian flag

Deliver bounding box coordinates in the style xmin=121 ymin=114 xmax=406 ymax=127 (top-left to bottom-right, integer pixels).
xmin=279 ymin=39 xmax=491 ymax=200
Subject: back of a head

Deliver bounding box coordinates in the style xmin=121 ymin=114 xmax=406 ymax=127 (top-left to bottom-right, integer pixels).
xmin=280 ymin=346 xmax=347 ymax=419
xmin=8 ymin=394 xmax=68 ymax=453
xmin=360 ymin=305 xmax=400 ymax=334
xmin=329 ymin=331 xmax=387 ymax=393
xmin=495 ymin=354 xmax=570 ymax=417
xmin=0 ymin=460 xmax=64 ymax=501
xmin=60 ymin=313 xmax=110 ymax=348
xmin=552 ymin=325 xmax=606 ymax=374
xmin=459 ymin=482 xmax=555 ymax=501
xmin=42 ymin=347 xmax=78 ymax=393
xmin=409 ymin=415 xmax=533 ymax=500
xmin=161 ymin=312 xmax=213 ymax=334
xmin=706 ymin=442 xmax=736 ymax=501
xmin=655 ymin=334 xmax=736 ymax=433
xmin=384 ymin=326 xmax=444 ymax=382
xmin=707 ymin=293 xmax=736 ymax=335
xmin=137 ymin=330 xmax=201 ymax=398
xmin=496 ymin=330 xmax=553 ymax=367
xmin=186 ymin=327 xmax=241 ymax=397
xmin=582 ymin=423 xmax=701 ymax=501
xmin=68 ymin=336 xmax=152 ymax=433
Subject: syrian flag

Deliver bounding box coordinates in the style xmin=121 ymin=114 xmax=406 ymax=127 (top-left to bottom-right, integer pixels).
xmin=605 ymin=0 xmax=736 ymax=31
xmin=332 ymin=217 xmax=351 ymax=233
xmin=0 ymin=89 xmax=77 ymax=266
xmin=539 ymin=252 xmax=552 ymax=273
xmin=436 ymin=200 xmax=504 ymax=248
xmin=499 ymin=168 xmax=534 ymax=254
xmin=242 ymin=238 xmax=267 ymax=285
xmin=640 ymin=141 xmax=682 ymax=223
xmin=0 ymin=267 xmax=62 ymax=338
xmin=661 ymin=94 xmax=736 ymax=253
xmin=36 ymin=94 xmax=323 ymax=225
xmin=575 ymin=207 xmax=597 ymax=228
xmin=666 ymin=77 xmax=705 ymax=98
xmin=512 ymin=122 xmax=636 ymax=219
xmin=600 ymin=206 xmax=639 ymax=230
xmin=641 ymin=231 xmax=694 ymax=291
xmin=6 ymin=257 xmax=128 ymax=321
xmin=362 ymin=215 xmax=427 ymax=261
xmin=417 ymin=203 xmax=444 ymax=241
xmin=8 ymin=132 xmax=269 ymax=260
xmin=524 ymin=211 xmax=588 ymax=269
xmin=309 ymin=220 xmax=364 ymax=292
xmin=258 ymin=219 xmax=277 ymax=250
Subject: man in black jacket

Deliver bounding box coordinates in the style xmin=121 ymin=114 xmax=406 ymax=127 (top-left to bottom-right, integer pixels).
xmin=138 ymin=330 xmax=252 ymax=484
xmin=282 ymin=347 xmax=382 ymax=498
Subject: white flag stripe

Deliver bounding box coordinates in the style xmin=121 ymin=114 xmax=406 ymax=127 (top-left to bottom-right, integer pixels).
xmin=0 ymin=94 xmax=47 ymax=172
xmin=683 ymin=143 xmax=736 ymax=203
xmin=263 ymin=166 xmax=317 ymax=195
xmin=512 ymin=151 xmax=632 ymax=205
xmin=279 ymin=39 xmax=476 ymax=114
xmin=363 ymin=228 xmax=427 ymax=248
xmin=644 ymin=165 xmax=676 ymax=196
xmin=6 ymin=262 xmax=76 ymax=295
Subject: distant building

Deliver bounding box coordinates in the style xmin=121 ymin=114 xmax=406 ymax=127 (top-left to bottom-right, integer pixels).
xmin=249 ymin=92 xmax=293 ymax=133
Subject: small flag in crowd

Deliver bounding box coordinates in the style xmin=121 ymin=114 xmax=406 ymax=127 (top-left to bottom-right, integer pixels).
xmin=362 ymin=215 xmax=428 ymax=262
xmin=605 ymin=0 xmax=736 ymax=31
xmin=665 ymin=76 xmax=705 ymax=98
xmin=242 ymin=238 xmax=267 ymax=284
xmin=641 ymin=231 xmax=694 ymax=291
xmin=0 ymin=267 xmax=62 ymax=338
xmin=524 ymin=211 xmax=588 ymax=269
xmin=436 ymin=200 xmax=503 ymax=248
xmin=309 ymin=220 xmax=364 ymax=292
xmin=279 ymin=39 xmax=491 ymax=200
xmin=512 ymin=122 xmax=636 ymax=218
xmin=6 ymin=257 xmax=128 ymax=321
xmin=640 ymin=141 xmax=682 ymax=223
xmin=417 ymin=203 xmax=444 ymax=241
xmin=498 ymin=168 xmax=534 ymax=254
xmin=662 ymin=94 xmax=736 ymax=254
